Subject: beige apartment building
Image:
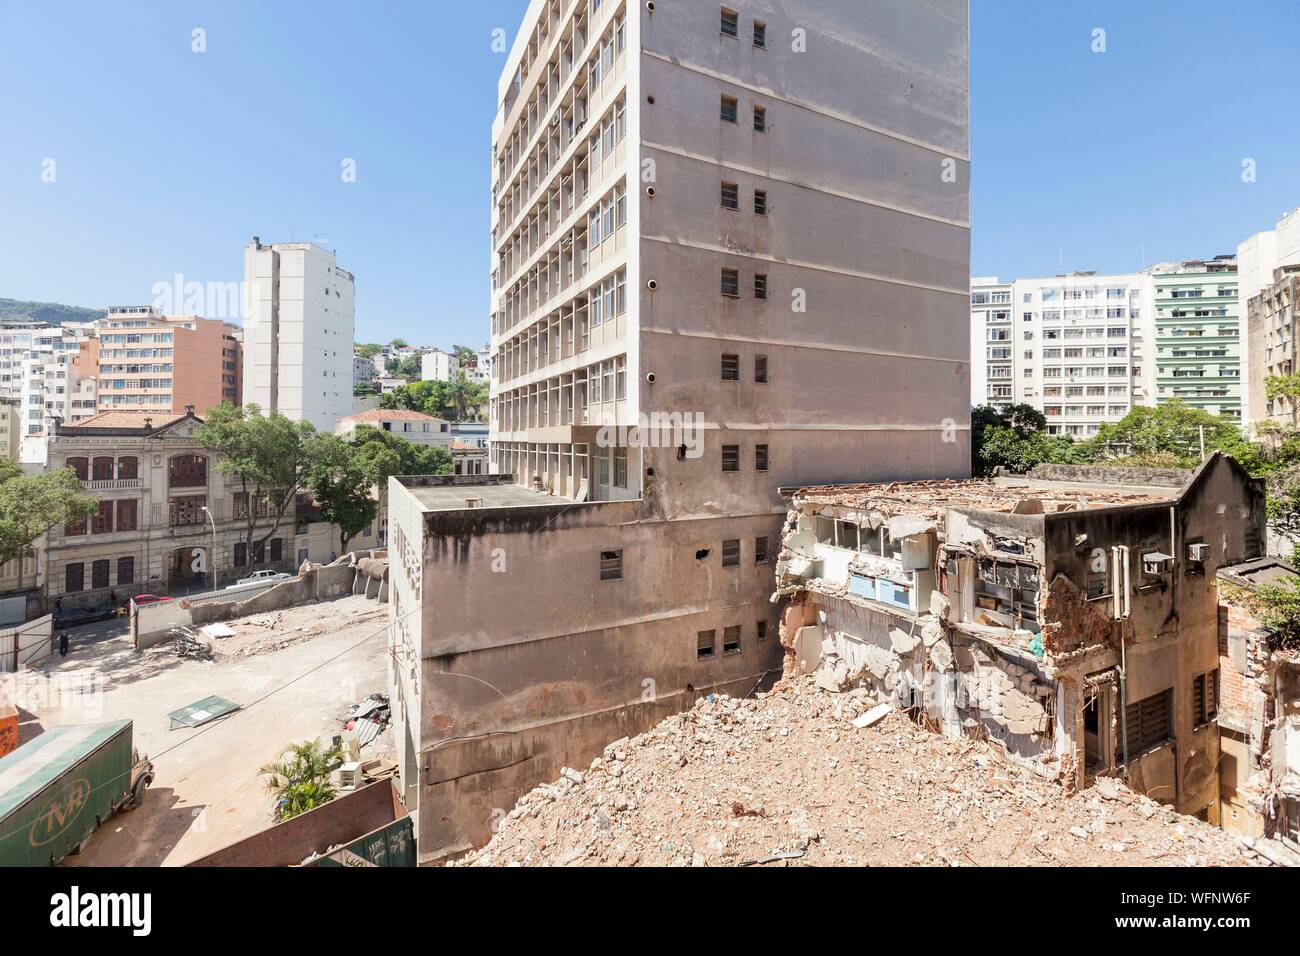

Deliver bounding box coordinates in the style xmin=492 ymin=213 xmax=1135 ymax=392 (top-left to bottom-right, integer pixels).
xmin=1246 ymin=264 xmax=1300 ymax=431
xmin=387 ymin=0 xmax=970 ymax=861
xmin=0 ymin=395 xmax=19 ymax=461
xmin=96 ymin=307 xmax=241 ymax=418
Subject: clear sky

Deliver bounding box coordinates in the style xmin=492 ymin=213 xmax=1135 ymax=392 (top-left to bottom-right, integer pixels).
xmin=1 ymin=1 xmax=1298 ymax=345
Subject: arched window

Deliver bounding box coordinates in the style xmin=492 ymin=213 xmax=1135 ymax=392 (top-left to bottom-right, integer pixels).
xmin=117 ymin=456 xmax=139 ymax=480
xmin=92 ymin=456 xmax=114 ymax=481
xmin=66 ymin=457 xmax=89 ymax=481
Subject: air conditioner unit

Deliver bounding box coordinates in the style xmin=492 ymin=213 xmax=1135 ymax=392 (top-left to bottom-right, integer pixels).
xmin=1187 ymin=543 xmax=1210 ymax=562
xmin=1142 ymin=551 xmax=1174 ymax=575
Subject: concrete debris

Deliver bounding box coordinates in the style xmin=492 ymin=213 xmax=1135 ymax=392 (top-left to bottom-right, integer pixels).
xmin=452 ymin=678 xmax=1260 ymax=868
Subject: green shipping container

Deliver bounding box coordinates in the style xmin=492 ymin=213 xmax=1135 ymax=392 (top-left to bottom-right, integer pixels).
xmin=0 ymin=720 xmax=134 ymax=867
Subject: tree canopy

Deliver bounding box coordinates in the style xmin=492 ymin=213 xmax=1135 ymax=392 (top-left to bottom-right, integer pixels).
xmin=379 ymin=375 xmax=488 ymax=422
xmin=0 ymin=460 xmax=97 ymax=566
xmin=195 ymin=402 xmax=324 ymax=556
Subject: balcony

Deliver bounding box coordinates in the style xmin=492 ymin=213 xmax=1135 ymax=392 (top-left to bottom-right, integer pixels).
xmin=83 ymin=478 xmax=142 ymax=491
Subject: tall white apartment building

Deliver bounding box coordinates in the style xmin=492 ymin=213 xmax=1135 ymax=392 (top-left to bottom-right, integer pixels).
xmin=970 ymin=277 xmax=1013 ymax=406
xmin=242 ymin=238 xmax=355 ymax=432
xmin=973 ymin=272 xmax=1153 ymax=437
xmin=387 ymin=0 xmax=970 ymax=859
xmin=0 ymin=323 xmax=97 ymax=435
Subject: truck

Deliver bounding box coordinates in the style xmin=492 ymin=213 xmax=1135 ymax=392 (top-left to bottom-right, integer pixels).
xmin=0 ymin=719 xmax=153 ymax=867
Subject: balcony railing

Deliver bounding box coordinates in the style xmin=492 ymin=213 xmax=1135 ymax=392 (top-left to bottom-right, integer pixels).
xmin=83 ymin=478 xmax=142 ymax=491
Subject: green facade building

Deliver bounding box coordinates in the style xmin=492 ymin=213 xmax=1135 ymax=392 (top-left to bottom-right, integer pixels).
xmin=1151 ymin=257 xmax=1241 ymax=421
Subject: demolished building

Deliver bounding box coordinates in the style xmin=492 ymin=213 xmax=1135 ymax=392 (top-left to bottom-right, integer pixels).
xmin=1217 ymin=556 xmax=1300 ymax=855
xmin=774 ymin=454 xmax=1266 ymax=822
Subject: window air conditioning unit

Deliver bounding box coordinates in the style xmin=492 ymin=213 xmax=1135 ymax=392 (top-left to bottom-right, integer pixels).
xmin=1142 ymin=551 xmax=1174 ymax=575
xmin=1187 ymin=543 xmax=1210 ymax=562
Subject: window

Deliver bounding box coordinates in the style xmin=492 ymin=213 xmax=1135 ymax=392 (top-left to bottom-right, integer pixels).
xmin=723 ymin=625 xmax=742 ymax=654
xmin=1192 ymin=670 xmax=1218 ymax=726
xmin=600 ymin=549 xmax=623 ymax=581
xmin=755 ymin=535 xmax=769 ymax=563
xmin=270 ymin=538 xmax=283 ymax=562
xmin=753 ymin=21 xmax=766 ymax=48
xmin=754 ymin=189 xmax=767 ymax=216
xmin=753 ymin=105 xmax=766 ymax=132
xmin=720 ymin=8 xmax=739 ymax=38
xmin=65 ymin=512 xmax=87 ymax=536
xmin=92 ymin=559 xmax=110 ymax=590
xmin=117 ymin=556 xmax=134 ymax=585
xmin=755 ymin=444 xmax=769 ymax=471
xmin=754 ymin=274 xmax=768 ymax=299
xmin=614 ymin=447 xmax=627 ymax=488
xmin=720 ymin=268 xmax=740 ymax=297
xmin=1125 ymin=688 xmax=1173 ymax=755
xmin=721 ymin=182 xmax=739 ymax=210
xmin=756 ymin=620 xmax=768 ymax=641
xmin=67 ymin=457 xmax=89 ymax=481
xmin=721 ymin=444 xmax=740 ymax=472
xmin=721 ymin=353 xmax=740 ymax=381
xmin=754 ymin=355 xmax=768 ymax=383
xmin=65 ymin=562 xmax=84 ymax=593
xmin=234 ymin=541 xmax=248 ymax=568
xmin=697 ymin=629 xmax=716 ymax=660
xmin=92 ymin=500 xmax=113 ymax=534
xmin=722 ymin=539 xmax=740 ymax=567
xmin=720 ymin=94 xmax=738 ymax=124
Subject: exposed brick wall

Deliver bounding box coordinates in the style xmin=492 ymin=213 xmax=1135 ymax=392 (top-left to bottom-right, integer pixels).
xmin=1218 ymin=603 xmax=1255 ymax=725
xmin=1043 ymin=574 xmax=1115 ymax=656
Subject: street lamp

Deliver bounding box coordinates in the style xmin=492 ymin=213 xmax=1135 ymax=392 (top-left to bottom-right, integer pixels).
xmin=200 ymin=505 xmax=218 ymax=592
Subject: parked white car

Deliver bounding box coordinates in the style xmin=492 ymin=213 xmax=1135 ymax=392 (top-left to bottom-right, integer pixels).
xmin=233 ymin=569 xmax=293 ymax=587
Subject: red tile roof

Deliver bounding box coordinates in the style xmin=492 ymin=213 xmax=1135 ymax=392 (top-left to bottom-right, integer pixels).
xmin=340 ymin=409 xmax=446 ymax=423
xmin=60 ymin=410 xmax=188 ymax=430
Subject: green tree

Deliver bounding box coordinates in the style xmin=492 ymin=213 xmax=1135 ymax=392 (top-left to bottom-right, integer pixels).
xmin=307 ymin=434 xmax=378 ymax=554
xmin=195 ymin=403 xmax=322 ymax=562
xmin=451 ymin=344 xmax=477 ymax=366
xmin=354 ymin=342 xmax=382 ymax=360
xmin=0 ymin=460 xmax=97 ymax=566
xmin=971 ymin=403 xmax=1079 ymax=476
xmin=389 ymin=337 xmax=408 ymax=349
xmin=1085 ymin=400 xmax=1255 ymax=468
xmin=353 ymin=380 xmax=380 ymax=398
xmin=259 ymin=740 xmax=342 ymax=822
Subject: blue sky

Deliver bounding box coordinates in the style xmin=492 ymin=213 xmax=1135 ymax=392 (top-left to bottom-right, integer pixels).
xmin=1 ymin=1 xmax=1297 ymax=345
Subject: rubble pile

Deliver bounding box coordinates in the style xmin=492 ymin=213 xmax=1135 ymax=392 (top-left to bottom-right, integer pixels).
xmin=456 ymin=678 xmax=1260 ymax=868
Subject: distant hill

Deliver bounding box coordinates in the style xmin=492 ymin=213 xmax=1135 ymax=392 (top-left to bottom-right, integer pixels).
xmin=0 ymin=298 xmax=104 ymax=325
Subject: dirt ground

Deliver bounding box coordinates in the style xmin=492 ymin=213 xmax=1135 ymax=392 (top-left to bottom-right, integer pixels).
xmin=20 ymin=594 xmax=389 ymax=867
xmin=457 ymin=677 xmax=1263 ymax=868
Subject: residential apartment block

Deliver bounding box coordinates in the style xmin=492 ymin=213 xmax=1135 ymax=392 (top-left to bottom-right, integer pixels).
xmin=419 ymin=349 xmax=459 ymax=383
xmin=975 ymin=272 xmax=1151 ymax=437
xmin=243 ymin=239 xmax=355 ymax=432
xmin=96 ymin=307 xmax=241 ymax=417
xmin=1150 ymin=257 xmax=1240 ymax=420
xmin=1240 ymin=208 xmax=1300 ymax=432
xmin=1246 ymin=262 xmax=1300 ymax=429
xmin=390 ymin=0 xmax=971 ymax=861
xmin=775 ymin=455 xmax=1265 ymax=822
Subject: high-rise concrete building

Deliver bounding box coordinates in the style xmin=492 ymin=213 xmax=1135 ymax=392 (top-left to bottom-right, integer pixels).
xmin=972 ymin=272 xmax=1152 ymax=436
xmin=1149 ymin=257 xmax=1240 ymax=421
xmin=970 ymin=277 xmax=1013 ymax=407
xmin=96 ymin=307 xmax=241 ymax=417
xmin=1240 ymin=208 xmax=1300 ymax=431
xmin=242 ymin=239 xmax=355 ymax=432
xmin=388 ymin=0 xmax=970 ymax=861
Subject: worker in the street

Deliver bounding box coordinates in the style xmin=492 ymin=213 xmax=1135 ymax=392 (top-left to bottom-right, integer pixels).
xmin=58 ymin=631 xmax=69 ymax=657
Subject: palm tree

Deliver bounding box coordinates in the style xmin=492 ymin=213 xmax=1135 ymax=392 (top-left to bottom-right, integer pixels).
xmin=259 ymin=740 xmax=342 ymax=821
